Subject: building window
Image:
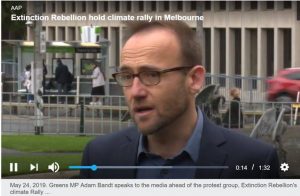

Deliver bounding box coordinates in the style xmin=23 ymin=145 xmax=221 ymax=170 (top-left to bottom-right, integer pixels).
xmin=82 ymin=2 xmax=86 ymax=12
xmin=220 ymin=1 xmax=226 ymax=10
xmin=58 ymin=27 xmax=65 ymax=41
xmin=92 ymin=1 xmax=97 ymax=12
xmin=219 ymin=28 xmax=226 ymax=87
xmin=283 ymin=1 xmax=292 ymax=9
xmin=283 ymin=29 xmax=291 ymax=68
xmin=71 ymin=1 xmax=76 ymax=12
xmin=151 ymin=1 xmax=156 ymax=11
xmin=204 ymin=28 xmax=211 ymax=73
xmin=234 ymin=1 xmax=241 ymax=10
xmin=250 ymin=1 xmax=257 ymax=10
xmin=48 ymin=27 xmax=56 ymax=41
xmin=163 ymin=1 xmax=169 ymax=11
xmin=266 ymin=29 xmax=274 ymax=77
xmin=104 ymin=1 xmax=108 ymax=12
xmin=126 ymin=1 xmax=131 ymax=12
xmin=205 ymin=1 xmax=211 ymax=10
xmin=61 ymin=2 xmax=65 ymax=13
xmin=266 ymin=1 xmax=274 ymax=9
xmin=42 ymin=2 xmax=46 ymax=13
xmin=177 ymin=1 xmax=183 ymax=11
xmin=77 ymin=27 xmax=81 ymax=40
xmin=249 ymin=29 xmax=257 ymax=76
xmin=68 ymin=27 xmax=76 ymax=41
xmin=51 ymin=2 xmax=56 ymax=12
xmin=116 ymin=1 xmax=120 ymax=12
xmin=298 ymin=1 xmax=300 ymax=20
xmin=102 ymin=27 xmax=108 ymax=39
xmin=234 ymin=29 xmax=241 ymax=77
xmin=138 ymin=1 xmax=144 ymax=11
xmin=191 ymin=1 xmax=196 ymax=11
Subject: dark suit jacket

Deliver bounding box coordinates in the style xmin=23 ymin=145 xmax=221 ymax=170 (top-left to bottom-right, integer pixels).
xmin=55 ymin=63 xmax=69 ymax=84
xmin=80 ymin=115 xmax=279 ymax=179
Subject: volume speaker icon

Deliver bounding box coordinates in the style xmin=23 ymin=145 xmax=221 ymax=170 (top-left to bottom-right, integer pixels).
xmin=48 ymin=162 xmax=60 ymax=173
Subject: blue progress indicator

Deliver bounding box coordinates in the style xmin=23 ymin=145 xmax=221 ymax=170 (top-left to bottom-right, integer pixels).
xmin=69 ymin=165 xmax=97 ymax=171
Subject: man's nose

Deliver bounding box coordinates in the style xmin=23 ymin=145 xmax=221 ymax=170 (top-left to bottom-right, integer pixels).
xmin=129 ymin=77 xmax=147 ymax=98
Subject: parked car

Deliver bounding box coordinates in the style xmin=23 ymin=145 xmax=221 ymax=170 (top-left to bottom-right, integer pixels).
xmin=267 ymin=68 xmax=300 ymax=102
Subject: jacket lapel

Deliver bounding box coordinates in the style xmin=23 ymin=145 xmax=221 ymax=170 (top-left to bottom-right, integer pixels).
xmin=108 ymin=127 xmax=140 ymax=179
xmin=195 ymin=115 xmax=228 ymax=178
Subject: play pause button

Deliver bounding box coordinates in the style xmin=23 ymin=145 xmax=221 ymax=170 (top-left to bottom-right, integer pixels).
xmin=9 ymin=163 xmax=18 ymax=172
xmin=30 ymin=163 xmax=39 ymax=171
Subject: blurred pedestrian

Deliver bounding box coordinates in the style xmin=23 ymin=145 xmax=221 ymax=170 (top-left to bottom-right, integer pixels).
xmin=55 ymin=58 xmax=69 ymax=103
xmin=42 ymin=62 xmax=48 ymax=94
xmin=23 ymin=64 xmax=34 ymax=103
xmin=223 ymin=87 xmax=244 ymax=128
xmin=90 ymin=62 xmax=105 ymax=105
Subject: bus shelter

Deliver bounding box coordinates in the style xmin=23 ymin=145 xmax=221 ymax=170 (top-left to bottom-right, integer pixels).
xmin=2 ymin=39 xmax=110 ymax=98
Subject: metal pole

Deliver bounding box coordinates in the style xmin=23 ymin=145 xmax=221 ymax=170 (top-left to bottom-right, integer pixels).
xmin=76 ymin=76 xmax=80 ymax=104
xmin=294 ymin=91 xmax=300 ymax=125
xmin=80 ymin=101 xmax=85 ymax=135
xmin=196 ymin=1 xmax=204 ymax=64
xmin=32 ymin=1 xmax=44 ymax=135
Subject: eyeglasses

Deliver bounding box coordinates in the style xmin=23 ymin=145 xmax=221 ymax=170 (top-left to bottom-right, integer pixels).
xmin=112 ymin=66 xmax=192 ymax=87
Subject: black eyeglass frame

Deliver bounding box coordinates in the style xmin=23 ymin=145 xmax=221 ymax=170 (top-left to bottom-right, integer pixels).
xmin=112 ymin=66 xmax=193 ymax=87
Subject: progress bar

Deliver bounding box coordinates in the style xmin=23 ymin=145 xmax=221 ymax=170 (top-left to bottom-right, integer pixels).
xmin=69 ymin=165 xmax=229 ymax=171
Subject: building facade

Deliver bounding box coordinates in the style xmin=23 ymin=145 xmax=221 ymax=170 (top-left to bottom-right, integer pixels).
xmin=26 ymin=1 xmax=300 ymax=83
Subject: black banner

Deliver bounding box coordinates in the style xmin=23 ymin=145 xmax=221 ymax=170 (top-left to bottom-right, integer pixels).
xmin=75 ymin=47 xmax=101 ymax=53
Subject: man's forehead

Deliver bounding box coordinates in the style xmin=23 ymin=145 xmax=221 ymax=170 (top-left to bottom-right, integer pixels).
xmin=124 ymin=27 xmax=177 ymax=48
xmin=120 ymin=27 xmax=182 ymax=70
xmin=121 ymin=28 xmax=180 ymax=61
xmin=119 ymin=64 xmax=162 ymax=71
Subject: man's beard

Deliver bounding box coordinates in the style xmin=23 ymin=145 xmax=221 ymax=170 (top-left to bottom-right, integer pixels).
xmin=131 ymin=96 xmax=189 ymax=136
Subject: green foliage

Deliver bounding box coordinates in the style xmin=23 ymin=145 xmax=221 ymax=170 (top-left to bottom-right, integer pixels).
xmin=82 ymin=63 xmax=94 ymax=75
xmin=2 ymin=135 xmax=94 ymax=152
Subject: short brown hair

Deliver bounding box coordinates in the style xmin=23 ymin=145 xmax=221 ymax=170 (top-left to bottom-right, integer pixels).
xmin=230 ymin=88 xmax=240 ymax=98
xmin=124 ymin=21 xmax=202 ymax=67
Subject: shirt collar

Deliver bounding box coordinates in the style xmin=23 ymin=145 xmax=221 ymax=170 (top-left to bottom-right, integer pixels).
xmin=137 ymin=107 xmax=204 ymax=163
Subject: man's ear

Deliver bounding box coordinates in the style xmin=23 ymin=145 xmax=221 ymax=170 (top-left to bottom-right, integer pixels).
xmin=187 ymin=65 xmax=205 ymax=95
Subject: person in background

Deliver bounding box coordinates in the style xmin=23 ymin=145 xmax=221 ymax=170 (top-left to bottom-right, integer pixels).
xmin=223 ymin=87 xmax=244 ymax=128
xmin=55 ymin=58 xmax=69 ymax=103
xmin=23 ymin=64 xmax=34 ymax=103
xmin=42 ymin=62 xmax=48 ymax=94
xmin=90 ymin=62 xmax=105 ymax=105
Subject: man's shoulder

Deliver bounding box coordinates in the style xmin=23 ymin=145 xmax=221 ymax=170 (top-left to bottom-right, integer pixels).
xmin=207 ymin=124 xmax=279 ymax=178
xmin=204 ymin=115 xmax=273 ymax=150
xmin=218 ymin=126 xmax=277 ymax=164
xmin=203 ymin=117 xmax=275 ymax=154
xmin=223 ymin=128 xmax=273 ymax=150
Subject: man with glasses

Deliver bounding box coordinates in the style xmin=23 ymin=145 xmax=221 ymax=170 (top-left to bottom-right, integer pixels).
xmin=81 ymin=21 xmax=279 ymax=179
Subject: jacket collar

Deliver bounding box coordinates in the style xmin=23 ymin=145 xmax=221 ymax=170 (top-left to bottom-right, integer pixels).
xmin=195 ymin=114 xmax=228 ymax=178
xmin=112 ymin=127 xmax=140 ymax=178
